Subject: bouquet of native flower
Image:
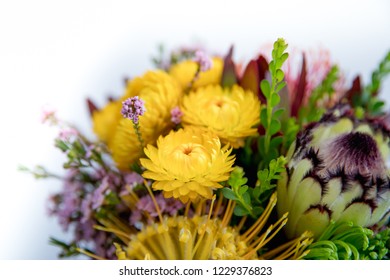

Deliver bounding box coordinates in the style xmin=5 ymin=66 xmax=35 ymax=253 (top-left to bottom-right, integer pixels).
xmin=23 ymin=38 xmax=390 ymax=260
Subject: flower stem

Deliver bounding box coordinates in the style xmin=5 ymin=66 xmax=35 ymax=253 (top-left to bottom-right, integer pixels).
xmin=133 ymin=122 xmax=144 ymax=148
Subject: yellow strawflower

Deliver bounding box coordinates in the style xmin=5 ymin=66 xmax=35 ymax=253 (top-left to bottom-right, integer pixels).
xmin=109 ymin=70 xmax=182 ymax=170
xmin=140 ymin=127 xmax=235 ymax=203
xmin=169 ymin=57 xmax=223 ymax=90
xmin=181 ymin=85 xmax=260 ymax=148
xmin=92 ymin=100 xmax=122 ymax=144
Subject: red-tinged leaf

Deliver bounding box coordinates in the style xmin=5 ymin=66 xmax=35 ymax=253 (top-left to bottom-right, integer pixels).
xmin=240 ymin=55 xmax=269 ymax=103
xmin=257 ymin=55 xmax=269 ymax=102
xmin=241 ymin=59 xmax=261 ymax=97
xmin=291 ymin=53 xmax=307 ymax=117
xmin=344 ymin=75 xmax=362 ymax=101
xmin=87 ymin=98 xmax=98 ymax=116
xmin=221 ymin=46 xmax=238 ymax=88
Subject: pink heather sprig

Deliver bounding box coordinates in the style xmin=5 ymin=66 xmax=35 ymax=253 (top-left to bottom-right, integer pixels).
xmin=121 ymin=96 xmax=146 ymax=147
xmin=129 ymin=193 xmax=185 ymax=229
xmin=170 ymin=106 xmax=183 ymax=125
xmin=194 ymin=50 xmax=213 ymax=72
xmin=186 ymin=50 xmax=213 ymax=91
xmin=121 ymin=96 xmax=146 ymax=124
xmin=58 ymin=127 xmax=79 ymax=141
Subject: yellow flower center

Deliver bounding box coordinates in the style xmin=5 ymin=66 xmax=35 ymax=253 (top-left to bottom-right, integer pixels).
xmin=205 ymin=97 xmax=240 ymax=130
xmin=171 ymin=143 xmax=210 ymax=176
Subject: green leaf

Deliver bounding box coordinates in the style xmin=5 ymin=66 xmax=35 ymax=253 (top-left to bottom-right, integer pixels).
xmin=221 ymin=188 xmax=237 ymax=200
xmin=269 ymin=119 xmax=281 ymax=136
xmin=260 ymin=107 xmax=268 ymax=128
xmin=253 ymin=186 xmax=261 ymax=198
xmin=270 ymin=136 xmax=283 ymax=150
xmin=228 ymin=167 xmax=248 ymax=188
xmin=280 ymin=52 xmax=289 ymax=64
xmin=260 ymin=79 xmax=271 ymax=99
xmin=372 ymin=100 xmax=385 ymax=113
xmin=257 ymin=169 xmax=268 ymax=182
xmin=242 ymin=192 xmax=251 ymax=206
xmin=275 ymin=81 xmax=287 ymax=93
xmin=253 ymin=206 xmax=264 ymax=217
xmin=55 ymin=139 xmax=69 ymax=152
xmin=273 ymin=108 xmax=285 ymax=119
xmin=239 ymin=185 xmax=248 ymax=195
xmin=275 ymin=53 xmax=289 ymax=69
xmin=233 ymin=204 xmax=249 ymax=216
xmin=275 ymin=69 xmax=285 ymax=82
xmin=269 ymin=60 xmax=276 ymax=74
xmin=270 ymin=93 xmax=281 ymax=107
xmin=271 ymin=49 xmax=278 ymax=60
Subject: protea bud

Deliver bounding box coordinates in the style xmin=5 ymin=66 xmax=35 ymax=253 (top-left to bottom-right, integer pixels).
xmin=277 ymin=104 xmax=390 ymax=239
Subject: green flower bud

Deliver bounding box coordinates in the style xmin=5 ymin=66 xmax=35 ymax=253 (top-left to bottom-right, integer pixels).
xmin=277 ymin=104 xmax=390 ymax=239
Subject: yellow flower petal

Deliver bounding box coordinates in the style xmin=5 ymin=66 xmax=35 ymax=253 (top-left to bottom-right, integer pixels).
xmin=169 ymin=57 xmax=223 ymax=90
xmin=181 ymin=85 xmax=260 ymax=148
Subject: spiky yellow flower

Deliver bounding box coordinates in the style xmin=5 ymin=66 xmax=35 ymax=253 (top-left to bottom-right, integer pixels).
xmin=92 ymin=100 xmax=122 ymax=144
xmin=140 ymin=127 xmax=235 ymax=203
xmin=180 ymin=85 xmax=260 ymax=148
xmin=109 ymin=70 xmax=182 ymax=170
xmin=113 ymin=193 xmax=312 ymax=260
xmin=169 ymin=57 xmax=223 ymax=90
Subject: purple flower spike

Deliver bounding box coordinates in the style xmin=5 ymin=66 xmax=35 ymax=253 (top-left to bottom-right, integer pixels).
xmin=121 ymin=96 xmax=146 ymax=124
xmin=194 ymin=50 xmax=213 ymax=72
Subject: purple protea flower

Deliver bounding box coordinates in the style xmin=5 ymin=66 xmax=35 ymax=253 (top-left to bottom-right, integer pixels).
xmin=121 ymin=96 xmax=146 ymax=124
xmin=277 ymin=104 xmax=390 ymax=239
xmin=193 ymin=50 xmax=213 ymax=72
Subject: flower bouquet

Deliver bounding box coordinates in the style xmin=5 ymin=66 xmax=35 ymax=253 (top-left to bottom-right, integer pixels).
xmin=25 ymin=38 xmax=390 ymax=260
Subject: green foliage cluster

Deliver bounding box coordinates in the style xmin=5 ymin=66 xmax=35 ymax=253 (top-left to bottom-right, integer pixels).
xmin=355 ymin=51 xmax=390 ymax=115
xmin=258 ymin=38 xmax=289 ymax=169
xmin=298 ymin=65 xmax=340 ymax=124
xmin=304 ymin=221 xmax=390 ymax=260
xmin=222 ymin=156 xmax=286 ymax=219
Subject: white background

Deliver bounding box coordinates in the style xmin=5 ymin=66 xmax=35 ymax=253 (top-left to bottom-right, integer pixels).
xmin=0 ymin=0 xmax=389 ymax=259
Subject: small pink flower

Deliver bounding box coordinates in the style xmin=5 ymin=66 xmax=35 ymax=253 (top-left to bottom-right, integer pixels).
xmin=41 ymin=105 xmax=58 ymax=125
xmin=194 ymin=50 xmax=213 ymax=72
xmin=121 ymin=96 xmax=146 ymax=124
xmin=170 ymin=106 xmax=183 ymax=124
xmin=58 ymin=127 xmax=79 ymax=141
